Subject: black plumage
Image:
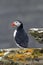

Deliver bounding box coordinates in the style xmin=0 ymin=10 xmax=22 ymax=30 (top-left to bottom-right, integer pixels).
xmin=12 ymin=20 xmax=29 ymax=48
xmin=15 ymin=20 xmax=29 ymax=48
xmin=15 ymin=28 xmax=28 ymax=48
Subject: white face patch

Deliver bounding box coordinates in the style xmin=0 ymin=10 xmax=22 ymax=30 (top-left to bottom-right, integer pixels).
xmin=14 ymin=21 xmax=21 ymax=27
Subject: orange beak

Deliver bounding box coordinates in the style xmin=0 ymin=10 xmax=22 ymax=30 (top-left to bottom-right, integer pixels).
xmin=11 ymin=22 xmax=16 ymax=27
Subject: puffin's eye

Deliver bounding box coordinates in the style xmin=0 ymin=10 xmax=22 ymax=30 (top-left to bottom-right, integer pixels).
xmin=16 ymin=22 xmax=17 ymax=23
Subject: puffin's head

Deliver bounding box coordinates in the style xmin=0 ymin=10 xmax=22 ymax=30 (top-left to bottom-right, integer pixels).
xmin=11 ymin=20 xmax=23 ymax=28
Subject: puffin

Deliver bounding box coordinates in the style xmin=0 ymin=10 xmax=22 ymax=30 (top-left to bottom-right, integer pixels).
xmin=11 ymin=20 xmax=29 ymax=48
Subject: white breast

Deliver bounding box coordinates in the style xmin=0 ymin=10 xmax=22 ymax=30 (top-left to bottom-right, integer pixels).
xmin=13 ymin=30 xmax=17 ymax=38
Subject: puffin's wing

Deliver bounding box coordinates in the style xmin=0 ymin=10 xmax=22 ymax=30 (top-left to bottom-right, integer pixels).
xmin=15 ymin=29 xmax=29 ymax=48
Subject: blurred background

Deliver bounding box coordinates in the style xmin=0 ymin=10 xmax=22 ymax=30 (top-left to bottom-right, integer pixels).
xmin=0 ymin=0 xmax=43 ymax=48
